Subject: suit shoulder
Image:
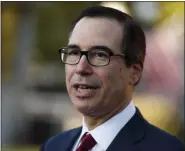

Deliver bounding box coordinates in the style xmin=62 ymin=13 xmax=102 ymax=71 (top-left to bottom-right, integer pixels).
xmin=146 ymin=122 xmax=180 ymax=140
xmin=40 ymin=127 xmax=81 ymax=151
xmin=144 ymin=122 xmax=184 ymax=150
xmin=49 ymin=127 xmax=80 ymax=141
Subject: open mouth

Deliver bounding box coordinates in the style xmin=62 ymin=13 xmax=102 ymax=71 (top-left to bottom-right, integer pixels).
xmin=73 ymin=84 xmax=99 ymax=95
xmin=74 ymin=84 xmax=98 ymax=90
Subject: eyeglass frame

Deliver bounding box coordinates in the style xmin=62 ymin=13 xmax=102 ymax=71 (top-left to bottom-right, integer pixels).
xmin=58 ymin=45 xmax=125 ymax=67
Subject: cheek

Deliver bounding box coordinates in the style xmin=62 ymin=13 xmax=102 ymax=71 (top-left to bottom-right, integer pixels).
xmin=119 ymin=67 xmax=126 ymax=81
xmin=107 ymin=67 xmax=128 ymax=90
xmin=109 ymin=67 xmax=124 ymax=81
xmin=96 ymin=63 xmax=128 ymax=90
xmin=65 ymin=65 xmax=74 ymax=88
xmin=98 ymin=67 xmax=119 ymax=92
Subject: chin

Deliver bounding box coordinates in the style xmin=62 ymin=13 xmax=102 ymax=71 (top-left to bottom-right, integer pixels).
xmin=76 ymin=107 xmax=90 ymax=115
xmin=72 ymin=96 xmax=88 ymax=107
xmin=72 ymin=98 xmax=94 ymax=114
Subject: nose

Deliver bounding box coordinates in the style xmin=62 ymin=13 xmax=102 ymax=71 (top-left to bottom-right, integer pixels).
xmin=75 ymin=55 xmax=93 ymax=76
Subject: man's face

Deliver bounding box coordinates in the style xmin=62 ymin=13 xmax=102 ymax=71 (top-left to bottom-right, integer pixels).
xmin=65 ymin=17 xmax=131 ymax=116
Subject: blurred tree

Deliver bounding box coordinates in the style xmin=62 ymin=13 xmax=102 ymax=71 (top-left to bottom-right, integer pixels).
xmin=35 ymin=2 xmax=100 ymax=64
xmin=2 ymin=2 xmax=100 ymax=79
xmin=2 ymin=2 xmax=39 ymax=145
xmin=2 ymin=5 xmax=18 ymax=81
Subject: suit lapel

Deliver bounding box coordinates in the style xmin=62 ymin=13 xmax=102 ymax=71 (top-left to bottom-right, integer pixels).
xmin=65 ymin=127 xmax=82 ymax=151
xmin=51 ymin=127 xmax=82 ymax=151
xmin=106 ymin=108 xmax=146 ymax=151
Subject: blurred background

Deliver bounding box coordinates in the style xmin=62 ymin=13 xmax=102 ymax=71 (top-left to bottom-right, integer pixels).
xmin=1 ymin=1 xmax=184 ymax=151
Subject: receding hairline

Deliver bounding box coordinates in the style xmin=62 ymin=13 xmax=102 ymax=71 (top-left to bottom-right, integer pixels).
xmin=69 ymin=6 xmax=136 ymax=38
xmin=69 ymin=15 xmax=125 ymax=40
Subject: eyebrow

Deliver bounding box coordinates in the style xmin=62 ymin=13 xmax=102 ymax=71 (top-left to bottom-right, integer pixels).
xmin=67 ymin=44 xmax=80 ymax=49
xmin=67 ymin=44 xmax=113 ymax=53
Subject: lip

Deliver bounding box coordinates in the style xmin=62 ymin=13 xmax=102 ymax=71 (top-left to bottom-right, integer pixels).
xmin=73 ymin=83 xmax=99 ymax=89
xmin=72 ymin=83 xmax=100 ymax=98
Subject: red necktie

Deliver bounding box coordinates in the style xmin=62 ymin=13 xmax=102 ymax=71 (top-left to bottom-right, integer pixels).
xmin=76 ymin=132 xmax=97 ymax=151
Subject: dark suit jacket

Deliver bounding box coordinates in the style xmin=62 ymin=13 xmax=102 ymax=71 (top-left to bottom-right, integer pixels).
xmin=41 ymin=108 xmax=185 ymax=151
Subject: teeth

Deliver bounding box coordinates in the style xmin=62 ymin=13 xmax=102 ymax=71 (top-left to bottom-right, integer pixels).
xmin=77 ymin=87 xmax=93 ymax=93
xmin=78 ymin=86 xmax=89 ymax=89
xmin=78 ymin=85 xmax=94 ymax=89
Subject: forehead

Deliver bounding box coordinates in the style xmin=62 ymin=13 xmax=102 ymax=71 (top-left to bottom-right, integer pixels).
xmin=69 ymin=17 xmax=123 ymax=53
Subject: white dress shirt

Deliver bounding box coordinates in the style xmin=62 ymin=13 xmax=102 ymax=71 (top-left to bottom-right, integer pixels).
xmin=72 ymin=100 xmax=136 ymax=151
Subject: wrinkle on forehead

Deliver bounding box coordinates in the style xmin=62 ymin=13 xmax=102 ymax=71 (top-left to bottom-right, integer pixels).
xmin=69 ymin=17 xmax=123 ymax=53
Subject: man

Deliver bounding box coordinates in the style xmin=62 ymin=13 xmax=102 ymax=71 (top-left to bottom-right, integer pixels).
xmin=41 ymin=6 xmax=184 ymax=151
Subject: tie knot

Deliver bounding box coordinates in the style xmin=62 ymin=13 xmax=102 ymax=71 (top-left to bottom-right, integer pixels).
xmin=76 ymin=133 xmax=97 ymax=151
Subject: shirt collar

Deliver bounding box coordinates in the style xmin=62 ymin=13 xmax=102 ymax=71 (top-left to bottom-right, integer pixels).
xmin=80 ymin=100 xmax=136 ymax=150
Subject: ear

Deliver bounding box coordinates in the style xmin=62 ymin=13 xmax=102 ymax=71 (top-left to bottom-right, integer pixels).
xmin=129 ymin=64 xmax=142 ymax=85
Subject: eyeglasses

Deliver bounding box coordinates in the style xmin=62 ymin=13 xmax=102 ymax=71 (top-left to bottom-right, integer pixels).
xmin=59 ymin=45 xmax=125 ymax=66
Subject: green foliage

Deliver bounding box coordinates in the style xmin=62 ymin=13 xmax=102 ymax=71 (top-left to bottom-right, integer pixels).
xmin=35 ymin=2 xmax=100 ymax=63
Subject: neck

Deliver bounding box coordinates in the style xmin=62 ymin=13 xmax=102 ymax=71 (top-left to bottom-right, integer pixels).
xmin=84 ymin=99 xmax=131 ymax=131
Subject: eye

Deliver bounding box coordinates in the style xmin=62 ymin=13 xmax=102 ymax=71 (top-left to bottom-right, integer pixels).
xmin=93 ymin=50 xmax=109 ymax=59
xmin=67 ymin=48 xmax=80 ymax=56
